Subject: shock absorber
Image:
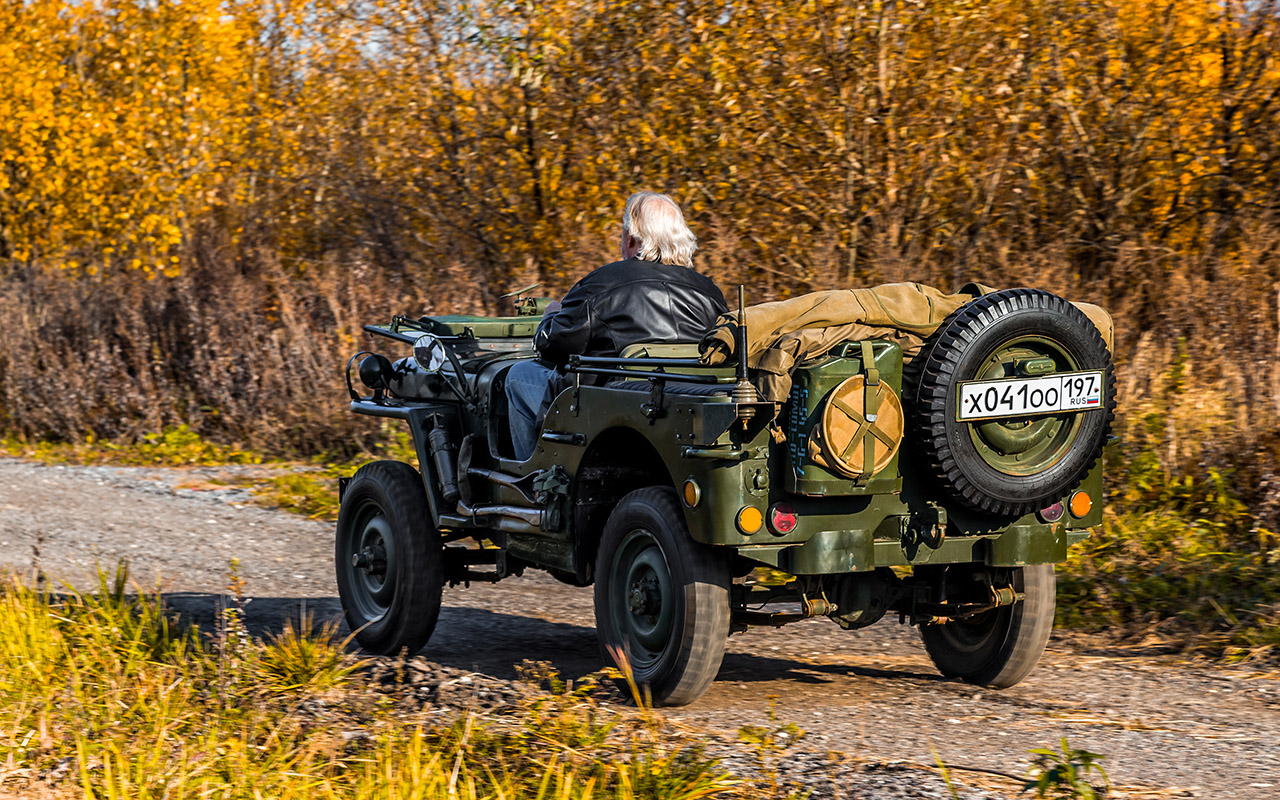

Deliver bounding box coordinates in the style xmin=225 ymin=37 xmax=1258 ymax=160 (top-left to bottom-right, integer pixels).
xmin=427 ymin=414 xmax=461 ymax=504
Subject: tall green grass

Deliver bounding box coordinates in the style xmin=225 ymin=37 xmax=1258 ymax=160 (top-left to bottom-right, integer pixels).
xmin=1058 ymin=445 xmax=1280 ymax=659
xmin=0 ymin=565 xmax=739 ymax=800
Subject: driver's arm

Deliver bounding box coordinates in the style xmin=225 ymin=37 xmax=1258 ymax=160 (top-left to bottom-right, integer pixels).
xmin=533 ymin=289 xmax=593 ymax=366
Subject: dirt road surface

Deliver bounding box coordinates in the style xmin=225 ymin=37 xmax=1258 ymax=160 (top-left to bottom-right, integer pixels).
xmin=2 ymin=458 xmax=1277 ymax=798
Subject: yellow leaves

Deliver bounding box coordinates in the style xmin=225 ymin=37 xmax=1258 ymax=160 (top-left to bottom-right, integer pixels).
xmin=0 ymin=0 xmax=1274 ymax=281
xmin=0 ymin=0 xmax=263 ymax=274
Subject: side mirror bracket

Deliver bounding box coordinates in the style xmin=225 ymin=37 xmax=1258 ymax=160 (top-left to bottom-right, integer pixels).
xmin=413 ymin=334 xmax=448 ymax=373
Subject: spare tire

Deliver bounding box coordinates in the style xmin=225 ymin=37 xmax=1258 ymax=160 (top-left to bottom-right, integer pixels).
xmin=908 ymin=288 xmax=1116 ymax=517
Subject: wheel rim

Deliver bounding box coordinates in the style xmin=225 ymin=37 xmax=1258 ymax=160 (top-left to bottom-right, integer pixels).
xmin=933 ymin=607 xmax=1008 ymax=656
xmin=966 ymin=336 xmax=1084 ymax=477
xmin=342 ymin=499 xmax=398 ymax=623
xmin=608 ymin=528 xmax=676 ymax=672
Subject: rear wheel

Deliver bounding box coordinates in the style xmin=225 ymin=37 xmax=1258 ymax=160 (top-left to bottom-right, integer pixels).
xmin=335 ymin=460 xmax=443 ymax=655
xmin=593 ymin=487 xmax=730 ymax=707
xmin=919 ymin=564 xmax=1055 ymax=688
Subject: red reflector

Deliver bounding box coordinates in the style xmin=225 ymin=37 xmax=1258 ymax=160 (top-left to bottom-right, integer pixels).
xmin=1038 ymin=502 xmax=1065 ymax=523
xmin=768 ymin=503 xmax=798 ymax=535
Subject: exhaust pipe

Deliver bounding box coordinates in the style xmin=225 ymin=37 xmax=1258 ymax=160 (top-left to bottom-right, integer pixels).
xmin=456 ymin=500 xmax=542 ymax=528
xmin=467 ymin=467 xmax=539 ymax=504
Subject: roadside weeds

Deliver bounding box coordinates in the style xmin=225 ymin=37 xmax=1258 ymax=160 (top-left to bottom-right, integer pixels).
xmin=0 ymin=563 xmax=1119 ymax=800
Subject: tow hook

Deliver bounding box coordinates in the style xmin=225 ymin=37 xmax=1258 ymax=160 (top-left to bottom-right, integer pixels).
xmin=901 ymin=502 xmax=947 ymax=550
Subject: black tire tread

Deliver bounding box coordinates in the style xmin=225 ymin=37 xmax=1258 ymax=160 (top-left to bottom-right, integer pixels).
xmin=335 ymin=460 xmax=442 ymax=656
xmin=593 ymin=487 xmax=730 ymax=707
xmin=920 ymin=564 xmax=1055 ymax=688
xmin=909 ymin=288 xmax=1117 ymax=516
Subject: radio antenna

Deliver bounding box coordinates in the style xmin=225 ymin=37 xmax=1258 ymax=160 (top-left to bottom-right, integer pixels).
xmin=731 ymin=284 xmax=759 ymax=412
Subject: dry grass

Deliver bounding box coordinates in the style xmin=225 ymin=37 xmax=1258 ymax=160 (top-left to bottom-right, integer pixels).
xmin=2 ymin=222 xmax=1279 ymax=492
xmin=0 ymin=258 xmax=487 ymax=458
xmin=0 ymin=563 xmax=741 ymax=800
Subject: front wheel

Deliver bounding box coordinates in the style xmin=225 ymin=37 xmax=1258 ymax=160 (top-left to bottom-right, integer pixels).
xmin=335 ymin=460 xmax=443 ymax=655
xmin=593 ymin=487 xmax=730 ymax=707
xmin=919 ymin=564 xmax=1055 ymax=688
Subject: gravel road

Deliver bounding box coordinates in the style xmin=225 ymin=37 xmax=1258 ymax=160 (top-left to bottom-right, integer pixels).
xmin=2 ymin=458 xmax=1277 ymax=798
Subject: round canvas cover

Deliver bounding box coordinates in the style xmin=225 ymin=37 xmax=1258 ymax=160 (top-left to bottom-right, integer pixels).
xmin=808 ymin=375 xmax=903 ymax=478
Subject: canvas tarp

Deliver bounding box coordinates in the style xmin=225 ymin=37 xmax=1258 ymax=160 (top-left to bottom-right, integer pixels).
xmin=698 ymin=283 xmax=1114 ymax=402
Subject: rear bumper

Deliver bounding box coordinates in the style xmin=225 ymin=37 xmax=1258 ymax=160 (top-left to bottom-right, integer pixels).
xmin=735 ymin=523 xmax=1072 ymax=574
xmin=681 ymin=453 xmax=1104 ymax=574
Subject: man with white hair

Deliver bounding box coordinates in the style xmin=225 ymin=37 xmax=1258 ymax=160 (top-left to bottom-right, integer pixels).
xmin=505 ymin=191 xmax=727 ymax=460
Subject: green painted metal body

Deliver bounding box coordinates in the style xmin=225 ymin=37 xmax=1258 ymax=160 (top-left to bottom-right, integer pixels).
xmin=785 ymin=341 xmax=904 ymax=496
xmin=420 ymin=314 xmax=540 ymax=338
xmin=353 ymin=310 xmax=1102 ymax=581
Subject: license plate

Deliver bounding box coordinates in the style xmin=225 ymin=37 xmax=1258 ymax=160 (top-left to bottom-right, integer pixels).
xmin=956 ymin=371 xmax=1104 ymax=421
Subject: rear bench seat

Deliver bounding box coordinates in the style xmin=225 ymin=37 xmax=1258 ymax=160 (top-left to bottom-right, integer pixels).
xmin=604 ymin=342 xmax=732 ymax=397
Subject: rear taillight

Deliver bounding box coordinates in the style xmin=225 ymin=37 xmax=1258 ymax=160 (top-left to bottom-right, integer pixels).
xmin=1038 ymin=502 xmax=1065 ymax=523
xmin=768 ymin=503 xmax=798 ymax=535
xmin=736 ymin=506 xmax=764 ymax=535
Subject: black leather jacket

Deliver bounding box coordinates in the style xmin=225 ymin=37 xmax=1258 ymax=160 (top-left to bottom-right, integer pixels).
xmin=533 ymin=257 xmax=728 ymax=366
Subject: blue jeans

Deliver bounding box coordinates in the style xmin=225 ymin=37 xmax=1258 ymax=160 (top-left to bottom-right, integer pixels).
xmin=505 ymin=360 xmax=566 ymax=460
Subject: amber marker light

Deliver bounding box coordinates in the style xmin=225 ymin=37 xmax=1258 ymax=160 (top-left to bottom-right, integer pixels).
xmin=768 ymin=503 xmax=799 ymax=535
xmin=682 ymin=479 xmax=702 ymax=508
xmin=736 ymin=506 xmax=764 ymax=535
xmin=1069 ymin=491 xmax=1093 ymax=519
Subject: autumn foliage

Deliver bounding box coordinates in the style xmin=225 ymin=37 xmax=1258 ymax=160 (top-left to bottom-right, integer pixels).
xmin=1 ymin=1 xmax=1279 ymax=491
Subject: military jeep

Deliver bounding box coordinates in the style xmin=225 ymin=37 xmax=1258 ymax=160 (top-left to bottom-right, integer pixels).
xmin=337 ymin=286 xmax=1116 ymax=706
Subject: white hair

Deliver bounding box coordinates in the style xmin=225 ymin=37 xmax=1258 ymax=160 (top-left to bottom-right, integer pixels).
xmin=622 ymin=191 xmax=698 ymax=268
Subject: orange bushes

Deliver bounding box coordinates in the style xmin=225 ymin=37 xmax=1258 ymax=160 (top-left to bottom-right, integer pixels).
xmin=0 ymin=0 xmax=1278 ymax=488
xmin=3 ymin=0 xmax=1276 ymax=280
xmin=0 ymin=0 xmax=271 ymax=274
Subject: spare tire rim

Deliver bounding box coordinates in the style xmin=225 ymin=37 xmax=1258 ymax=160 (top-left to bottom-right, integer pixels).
xmin=609 ymin=529 xmax=676 ymax=672
xmin=344 ymin=499 xmax=398 ymax=622
xmin=967 ymin=336 xmax=1085 ymax=477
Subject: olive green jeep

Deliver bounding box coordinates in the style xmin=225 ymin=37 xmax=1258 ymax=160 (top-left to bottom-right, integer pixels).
xmin=337 ymin=286 xmax=1116 ymax=706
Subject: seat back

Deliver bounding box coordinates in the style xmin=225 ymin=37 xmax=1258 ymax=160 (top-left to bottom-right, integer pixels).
xmin=619 ymin=342 xmax=703 ymax=359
